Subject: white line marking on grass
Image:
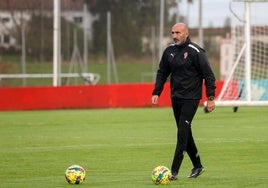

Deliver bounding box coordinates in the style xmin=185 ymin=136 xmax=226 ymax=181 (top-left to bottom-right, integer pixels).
xmin=2 ymin=142 xmax=174 ymax=154
xmin=197 ymin=138 xmax=266 ymax=143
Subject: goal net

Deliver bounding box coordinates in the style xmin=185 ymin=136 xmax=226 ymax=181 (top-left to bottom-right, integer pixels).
xmin=216 ymin=0 xmax=268 ymax=106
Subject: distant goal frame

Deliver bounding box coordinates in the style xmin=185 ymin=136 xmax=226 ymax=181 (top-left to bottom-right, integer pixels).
xmin=212 ymin=0 xmax=268 ymax=107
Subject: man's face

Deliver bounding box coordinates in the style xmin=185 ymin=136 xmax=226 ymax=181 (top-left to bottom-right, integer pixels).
xmin=171 ymin=24 xmax=188 ymax=45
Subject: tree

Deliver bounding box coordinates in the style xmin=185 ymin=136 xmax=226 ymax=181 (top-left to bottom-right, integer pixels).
xmin=223 ymin=17 xmax=231 ymax=34
xmin=167 ymin=0 xmax=194 ymax=24
xmin=26 ymin=14 xmax=83 ymax=61
xmin=88 ymin=0 xmax=165 ymax=57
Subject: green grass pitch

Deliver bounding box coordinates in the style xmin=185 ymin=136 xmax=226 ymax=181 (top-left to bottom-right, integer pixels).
xmin=0 ymin=107 xmax=267 ymax=188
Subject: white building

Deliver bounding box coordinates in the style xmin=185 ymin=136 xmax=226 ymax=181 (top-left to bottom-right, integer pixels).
xmin=0 ymin=0 xmax=96 ymax=49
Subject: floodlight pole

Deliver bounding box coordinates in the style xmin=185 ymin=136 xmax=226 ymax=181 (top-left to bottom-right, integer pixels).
xmin=176 ymin=0 xmax=180 ymax=22
xmin=107 ymin=12 xmax=111 ymax=84
xmin=151 ymin=26 xmax=157 ymax=82
xmin=198 ymin=0 xmax=203 ymax=47
xmin=53 ymin=0 xmax=61 ymax=86
xmin=244 ymin=2 xmax=251 ymax=101
xmin=21 ymin=19 xmax=26 ymax=86
xmin=158 ymin=0 xmax=164 ymax=62
xmin=83 ymin=3 xmax=88 ymax=73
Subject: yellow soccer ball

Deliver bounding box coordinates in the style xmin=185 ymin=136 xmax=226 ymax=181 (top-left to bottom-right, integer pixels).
xmin=65 ymin=165 xmax=86 ymax=184
xmin=151 ymin=165 xmax=172 ymax=185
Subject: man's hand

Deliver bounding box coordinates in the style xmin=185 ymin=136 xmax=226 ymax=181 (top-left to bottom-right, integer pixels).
xmin=206 ymin=100 xmax=215 ymax=112
xmin=152 ymin=95 xmax=159 ymax=105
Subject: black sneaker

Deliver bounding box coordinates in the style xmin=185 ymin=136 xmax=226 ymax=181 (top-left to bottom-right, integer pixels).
xmin=187 ymin=167 xmax=205 ymax=178
xmin=169 ymin=173 xmax=178 ymax=181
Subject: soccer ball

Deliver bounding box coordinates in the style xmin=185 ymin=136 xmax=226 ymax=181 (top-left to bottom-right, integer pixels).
xmin=151 ymin=166 xmax=172 ymax=185
xmin=65 ymin=165 xmax=86 ymax=184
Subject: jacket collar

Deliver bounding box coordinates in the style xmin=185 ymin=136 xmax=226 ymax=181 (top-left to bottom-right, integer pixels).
xmin=175 ymin=37 xmax=191 ymax=49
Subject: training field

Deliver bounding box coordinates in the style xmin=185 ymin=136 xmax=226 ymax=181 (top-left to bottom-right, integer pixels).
xmin=0 ymin=107 xmax=267 ymax=188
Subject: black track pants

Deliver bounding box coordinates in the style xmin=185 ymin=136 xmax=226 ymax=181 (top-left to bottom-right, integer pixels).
xmin=171 ymin=99 xmax=202 ymax=174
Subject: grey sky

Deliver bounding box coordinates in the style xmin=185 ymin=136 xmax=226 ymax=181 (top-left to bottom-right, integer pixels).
xmin=171 ymin=0 xmax=268 ymax=28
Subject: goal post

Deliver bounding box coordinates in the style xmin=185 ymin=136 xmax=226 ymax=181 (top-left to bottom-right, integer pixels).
xmin=214 ymin=0 xmax=268 ymax=106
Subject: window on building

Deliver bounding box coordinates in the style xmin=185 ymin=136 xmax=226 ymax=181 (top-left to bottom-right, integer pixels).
xmin=2 ymin=17 xmax=10 ymax=23
xmin=3 ymin=34 xmax=10 ymax=44
xmin=73 ymin=16 xmax=83 ymax=24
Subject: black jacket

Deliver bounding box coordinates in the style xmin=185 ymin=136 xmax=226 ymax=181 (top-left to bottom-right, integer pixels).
xmin=152 ymin=37 xmax=216 ymax=100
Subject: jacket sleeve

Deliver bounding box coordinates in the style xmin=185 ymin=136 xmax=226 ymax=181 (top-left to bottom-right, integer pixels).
xmin=152 ymin=50 xmax=171 ymax=96
xmin=197 ymin=51 xmax=216 ymax=98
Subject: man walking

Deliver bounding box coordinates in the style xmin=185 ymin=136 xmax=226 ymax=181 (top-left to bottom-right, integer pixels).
xmin=152 ymin=23 xmax=216 ymax=180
